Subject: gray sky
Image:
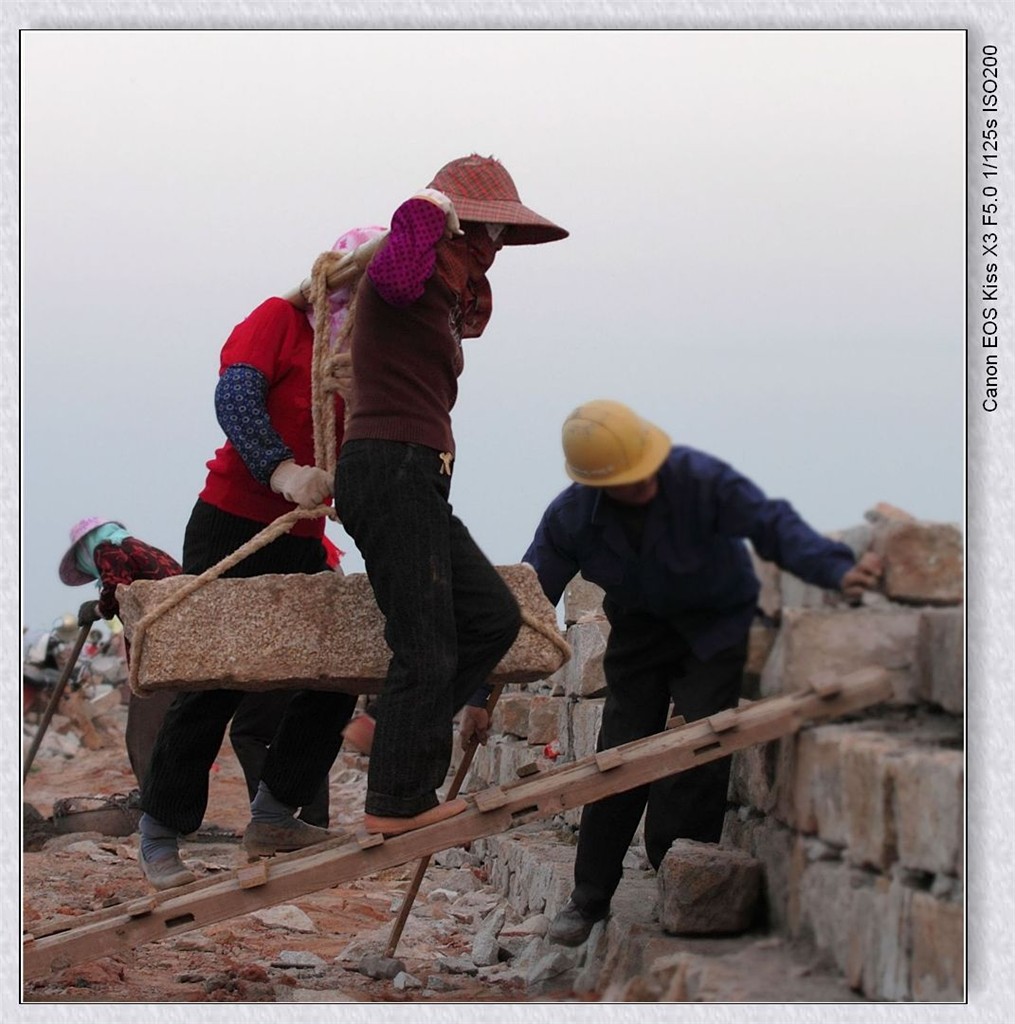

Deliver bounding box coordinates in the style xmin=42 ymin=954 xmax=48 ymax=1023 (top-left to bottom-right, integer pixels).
xmin=19 ymin=28 xmax=965 ymax=629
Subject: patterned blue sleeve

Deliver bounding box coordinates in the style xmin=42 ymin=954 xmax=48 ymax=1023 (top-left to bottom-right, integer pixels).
xmin=215 ymin=364 xmax=293 ymax=486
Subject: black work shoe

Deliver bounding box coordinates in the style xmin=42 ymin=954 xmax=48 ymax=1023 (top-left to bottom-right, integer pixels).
xmin=243 ymin=818 xmax=334 ymax=858
xmin=139 ymin=847 xmax=196 ymax=891
xmin=547 ymin=898 xmax=607 ymax=946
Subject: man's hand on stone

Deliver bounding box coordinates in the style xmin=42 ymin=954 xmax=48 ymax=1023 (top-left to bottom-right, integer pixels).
xmin=840 ymin=551 xmax=884 ymax=600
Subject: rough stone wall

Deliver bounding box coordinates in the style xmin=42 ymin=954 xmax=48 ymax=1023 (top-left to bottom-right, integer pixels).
xmin=459 ymin=505 xmax=964 ymax=1002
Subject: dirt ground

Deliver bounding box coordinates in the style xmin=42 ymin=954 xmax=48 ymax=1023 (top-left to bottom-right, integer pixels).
xmin=21 ymin=701 xmax=571 ymax=1006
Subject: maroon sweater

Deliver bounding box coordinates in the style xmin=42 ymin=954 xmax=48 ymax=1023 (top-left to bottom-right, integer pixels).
xmin=93 ymin=538 xmax=182 ymax=620
xmin=342 ymin=271 xmax=464 ymax=455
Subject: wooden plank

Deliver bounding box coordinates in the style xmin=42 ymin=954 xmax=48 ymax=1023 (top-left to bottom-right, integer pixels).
xmin=236 ymin=862 xmax=269 ymax=889
xmin=594 ymin=749 xmax=624 ymax=771
xmin=474 ymin=787 xmax=509 ymax=812
xmin=809 ymin=673 xmax=843 ymax=699
xmin=24 ymin=832 xmax=357 ymax=939
xmin=125 ymin=897 xmax=157 ymax=918
xmin=706 ymin=709 xmax=739 ymax=734
xmin=355 ymin=829 xmax=385 ymax=849
xmin=665 ymin=715 xmax=687 ymax=730
xmin=23 ymin=667 xmax=891 ymax=980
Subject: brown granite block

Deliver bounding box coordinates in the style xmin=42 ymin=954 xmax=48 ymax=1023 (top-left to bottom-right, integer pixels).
xmin=118 ymin=564 xmax=567 ymax=695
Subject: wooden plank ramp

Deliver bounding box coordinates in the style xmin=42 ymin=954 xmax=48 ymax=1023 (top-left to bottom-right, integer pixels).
xmin=23 ymin=667 xmax=890 ymax=980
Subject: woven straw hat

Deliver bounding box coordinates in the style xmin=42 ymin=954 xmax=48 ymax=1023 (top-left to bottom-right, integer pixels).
xmin=59 ymin=517 xmax=125 ymax=585
xmin=428 ymin=154 xmax=568 ymax=246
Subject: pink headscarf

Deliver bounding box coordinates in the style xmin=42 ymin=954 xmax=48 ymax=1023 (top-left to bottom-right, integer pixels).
xmin=306 ymin=225 xmax=388 ymax=350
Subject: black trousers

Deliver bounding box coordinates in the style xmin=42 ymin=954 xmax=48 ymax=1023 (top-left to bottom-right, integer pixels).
xmin=336 ymin=440 xmax=521 ymax=817
xmin=125 ymin=688 xmax=177 ymax=791
xmin=140 ymin=501 xmax=356 ymax=834
xmin=227 ymin=690 xmax=330 ymax=827
xmin=571 ymin=601 xmax=747 ymax=917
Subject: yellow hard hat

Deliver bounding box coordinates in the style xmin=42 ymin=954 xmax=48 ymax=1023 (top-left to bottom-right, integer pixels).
xmin=562 ymin=400 xmax=672 ymax=487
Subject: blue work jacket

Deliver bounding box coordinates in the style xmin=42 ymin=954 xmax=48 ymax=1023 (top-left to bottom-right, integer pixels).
xmin=523 ymin=446 xmax=857 ymax=661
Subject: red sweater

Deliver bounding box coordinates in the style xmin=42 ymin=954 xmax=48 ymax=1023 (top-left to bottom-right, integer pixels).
xmin=200 ymin=298 xmax=343 ymax=538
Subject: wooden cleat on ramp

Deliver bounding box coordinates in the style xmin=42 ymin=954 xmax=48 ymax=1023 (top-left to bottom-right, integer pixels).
xmin=236 ymin=861 xmax=270 ymax=890
xmin=808 ymin=672 xmax=844 ymax=699
xmin=594 ymin=748 xmax=625 ymax=772
xmin=356 ymin=829 xmax=385 ymax=849
xmin=706 ymin=709 xmax=740 ymax=734
xmin=474 ymin=787 xmax=510 ymax=812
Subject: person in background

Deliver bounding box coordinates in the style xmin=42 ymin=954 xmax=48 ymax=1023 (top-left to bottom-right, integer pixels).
xmin=59 ymin=517 xmax=339 ymax=813
xmin=335 ymin=154 xmax=568 ymax=836
xmin=462 ymin=399 xmax=884 ymax=945
xmin=59 ymin=517 xmax=183 ymax=790
xmin=83 ymin=630 xmax=103 ymax=660
xmin=137 ymin=226 xmax=385 ymax=890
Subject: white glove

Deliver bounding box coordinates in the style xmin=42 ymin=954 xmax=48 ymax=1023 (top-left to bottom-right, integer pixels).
xmin=269 ymin=460 xmax=332 ymax=508
xmin=413 ymin=188 xmax=463 ymax=238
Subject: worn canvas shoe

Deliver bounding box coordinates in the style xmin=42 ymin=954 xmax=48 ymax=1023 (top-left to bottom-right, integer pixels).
xmin=243 ymin=817 xmax=335 ymax=858
xmin=363 ymin=797 xmax=468 ymax=837
xmin=547 ymin=898 xmax=607 ymax=946
xmin=139 ymin=847 xmax=196 ymax=891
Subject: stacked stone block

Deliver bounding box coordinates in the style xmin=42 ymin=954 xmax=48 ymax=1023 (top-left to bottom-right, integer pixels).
xmin=462 ymin=506 xmax=963 ymax=1002
xmin=726 ymin=509 xmax=964 ymax=1000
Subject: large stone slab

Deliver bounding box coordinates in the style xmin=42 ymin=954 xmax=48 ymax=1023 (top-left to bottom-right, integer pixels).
xmin=915 ymin=607 xmax=964 ymax=714
xmin=562 ymin=574 xmax=605 ymax=625
xmin=561 ymin=619 xmax=610 ymax=698
xmin=118 ymin=564 xmax=567 ymax=695
xmin=890 ymin=745 xmax=964 ymax=877
xmin=760 ymin=607 xmax=921 ymax=704
xmin=526 ymin=695 xmax=560 ymax=746
xmin=720 ymin=812 xmax=796 ymax=934
xmin=473 ymin=826 xmax=577 ymax=919
xmin=909 ymin=891 xmax=964 ymax=1000
xmin=871 ymin=520 xmax=963 ymax=605
xmin=657 ymin=839 xmax=762 ymax=935
xmin=841 ymin=731 xmax=902 ymax=871
xmin=491 ymin=693 xmax=532 ymax=739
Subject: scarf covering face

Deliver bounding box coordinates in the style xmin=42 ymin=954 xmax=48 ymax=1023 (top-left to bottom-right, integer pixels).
xmin=305 ymin=225 xmax=388 ymax=351
xmin=74 ymin=523 xmax=130 ymax=579
xmin=434 ymin=223 xmax=502 ymax=338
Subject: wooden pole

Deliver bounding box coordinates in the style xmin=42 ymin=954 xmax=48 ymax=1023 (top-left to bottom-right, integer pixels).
xmin=384 ymin=682 xmax=505 ymax=959
xmin=23 ymin=625 xmax=91 ymax=781
xmin=282 ymin=233 xmax=389 ymax=311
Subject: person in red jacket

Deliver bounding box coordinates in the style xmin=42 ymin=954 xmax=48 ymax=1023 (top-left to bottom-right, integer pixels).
xmin=135 ymin=226 xmax=385 ymax=890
